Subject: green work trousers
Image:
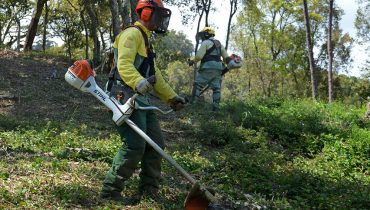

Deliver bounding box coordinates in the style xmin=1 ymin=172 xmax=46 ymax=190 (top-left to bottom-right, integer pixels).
xmin=101 ymin=106 xmax=165 ymax=194
xmin=194 ymin=69 xmax=222 ymax=110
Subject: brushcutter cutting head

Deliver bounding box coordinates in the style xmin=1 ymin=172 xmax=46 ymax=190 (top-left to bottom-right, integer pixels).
xmin=184 ymin=182 xmax=219 ymax=210
xmin=65 ymin=60 xmax=95 ymax=92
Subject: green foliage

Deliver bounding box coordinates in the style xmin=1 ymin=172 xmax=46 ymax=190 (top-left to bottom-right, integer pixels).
xmin=183 ymin=98 xmax=369 ymax=209
xmin=231 ymin=0 xmax=355 ymax=100
xmin=0 ymin=121 xmax=120 ymax=162
xmin=20 ymin=47 xmax=71 ymax=62
xmin=355 ymin=0 xmax=370 ymax=43
xmin=53 ymin=184 xmax=94 ymax=205
xmin=332 ymin=75 xmax=370 ymax=104
xmin=196 ymin=116 xmax=243 ymax=145
xmin=166 ymin=61 xmax=193 ymax=94
xmin=0 ymin=0 xmax=31 ymax=47
xmin=49 ymin=1 xmax=85 ymax=59
xmin=1 ymin=94 xmax=369 ymax=209
xmin=154 ymin=30 xmax=194 ymax=70
xmin=0 ymin=114 xmax=19 ymax=131
xmin=171 ymin=150 xmax=212 ymax=172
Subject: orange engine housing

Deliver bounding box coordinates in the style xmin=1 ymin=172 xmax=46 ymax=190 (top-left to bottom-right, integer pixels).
xmin=68 ymin=60 xmax=95 ymax=81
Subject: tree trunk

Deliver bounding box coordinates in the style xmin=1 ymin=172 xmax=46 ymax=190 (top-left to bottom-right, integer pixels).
xmin=1 ymin=18 xmax=14 ymax=44
xmin=15 ymin=17 xmax=21 ymax=51
xmin=109 ymin=0 xmax=122 ymax=39
xmin=118 ymin=0 xmax=131 ymax=28
xmin=267 ymin=72 xmax=275 ymax=97
xmin=281 ymin=76 xmax=283 ymax=96
xmin=85 ymin=0 xmax=101 ymax=65
xmin=0 ymin=23 xmax=2 ymax=45
xmin=259 ymin=72 xmax=267 ymax=96
xmin=99 ymin=28 xmax=106 ymax=51
xmin=194 ymin=9 xmax=204 ymax=55
xmin=24 ymin=0 xmax=47 ymax=51
xmin=291 ymin=67 xmax=300 ymax=96
xmin=191 ymin=6 xmax=205 ymax=101
xmin=302 ymin=0 xmax=318 ymax=100
xmin=130 ymin=0 xmax=138 ymax=24
xmin=80 ymin=10 xmax=89 ymax=59
xmin=67 ymin=38 xmax=72 ymax=60
xmin=202 ymin=0 xmax=211 ymax=27
xmin=327 ymin=0 xmax=334 ymax=103
xmin=225 ymin=0 xmax=237 ymax=50
xmin=251 ymin=28 xmax=266 ymax=96
xmin=42 ymin=0 xmax=48 ymax=52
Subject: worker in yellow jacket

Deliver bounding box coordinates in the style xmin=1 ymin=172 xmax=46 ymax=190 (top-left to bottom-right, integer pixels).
xmin=100 ymin=0 xmax=185 ymax=203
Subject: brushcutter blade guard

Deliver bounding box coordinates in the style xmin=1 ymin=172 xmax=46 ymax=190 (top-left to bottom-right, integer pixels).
xmin=185 ymin=182 xmax=217 ymax=210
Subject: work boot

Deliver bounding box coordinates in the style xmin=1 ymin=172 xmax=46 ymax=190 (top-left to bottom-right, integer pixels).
xmin=100 ymin=190 xmax=140 ymax=204
xmin=100 ymin=190 xmax=124 ymax=202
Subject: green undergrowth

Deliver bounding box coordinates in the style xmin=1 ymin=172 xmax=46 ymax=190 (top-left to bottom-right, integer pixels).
xmin=179 ymin=98 xmax=369 ymax=209
xmin=1 ymin=97 xmax=369 ymax=209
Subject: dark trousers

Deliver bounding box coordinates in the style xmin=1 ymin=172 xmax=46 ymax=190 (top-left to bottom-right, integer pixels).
xmin=101 ymin=108 xmax=165 ymax=193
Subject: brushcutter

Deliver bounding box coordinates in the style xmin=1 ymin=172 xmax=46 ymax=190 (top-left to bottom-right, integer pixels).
xmin=65 ymin=60 xmax=219 ymax=209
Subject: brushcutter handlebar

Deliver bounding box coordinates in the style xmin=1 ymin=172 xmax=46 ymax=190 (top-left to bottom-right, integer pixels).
xmin=132 ymin=97 xmax=189 ymax=114
xmin=146 ymin=75 xmax=157 ymax=85
xmin=135 ymin=105 xmax=173 ymax=114
xmin=126 ymin=75 xmax=189 ymax=114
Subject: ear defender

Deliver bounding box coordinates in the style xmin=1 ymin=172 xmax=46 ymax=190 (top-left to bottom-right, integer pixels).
xmin=141 ymin=7 xmax=153 ymax=22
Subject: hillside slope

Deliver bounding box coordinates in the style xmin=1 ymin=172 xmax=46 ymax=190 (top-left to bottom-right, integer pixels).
xmin=1 ymin=51 xmax=369 ymax=209
xmin=0 ymin=51 xmax=242 ymax=209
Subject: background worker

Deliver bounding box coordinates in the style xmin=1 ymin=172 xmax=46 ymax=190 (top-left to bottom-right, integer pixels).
xmin=100 ymin=0 xmax=186 ymax=203
xmin=189 ymin=27 xmax=229 ymax=111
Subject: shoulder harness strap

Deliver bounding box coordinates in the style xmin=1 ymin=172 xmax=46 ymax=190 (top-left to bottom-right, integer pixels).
xmin=107 ymin=25 xmax=155 ymax=92
xmin=201 ymin=39 xmax=222 ymax=63
xmin=132 ymin=26 xmax=150 ymax=51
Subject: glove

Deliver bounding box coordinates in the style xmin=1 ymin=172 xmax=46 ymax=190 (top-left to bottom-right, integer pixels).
xmin=188 ymin=58 xmax=195 ymax=66
xmin=168 ymin=95 xmax=186 ymax=111
xmin=136 ymin=78 xmax=153 ymax=95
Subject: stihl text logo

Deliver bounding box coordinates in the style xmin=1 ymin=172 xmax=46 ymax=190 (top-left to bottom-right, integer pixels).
xmin=94 ymin=89 xmax=106 ymax=101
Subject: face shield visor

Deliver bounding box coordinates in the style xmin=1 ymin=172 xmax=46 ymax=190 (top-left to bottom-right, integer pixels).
xmin=196 ymin=31 xmax=211 ymax=41
xmin=150 ymin=7 xmax=171 ymax=34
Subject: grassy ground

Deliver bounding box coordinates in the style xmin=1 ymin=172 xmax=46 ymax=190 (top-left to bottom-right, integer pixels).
xmin=1 ymin=51 xmax=369 ymax=209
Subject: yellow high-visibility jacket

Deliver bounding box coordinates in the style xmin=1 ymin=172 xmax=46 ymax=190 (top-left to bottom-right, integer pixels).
xmin=113 ymin=21 xmax=176 ymax=104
